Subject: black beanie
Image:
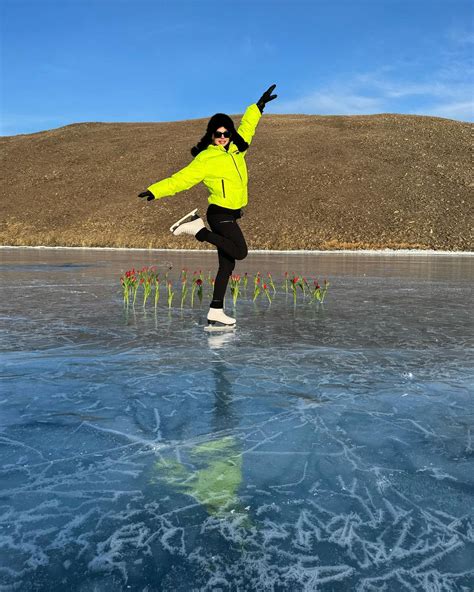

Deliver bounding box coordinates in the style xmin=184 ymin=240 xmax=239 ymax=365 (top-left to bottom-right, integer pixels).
xmin=191 ymin=112 xmax=250 ymax=157
xmin=206 ymin=113 xmax=236 ymax=135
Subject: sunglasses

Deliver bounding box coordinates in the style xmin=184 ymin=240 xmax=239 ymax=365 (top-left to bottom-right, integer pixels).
xmin=213 ymin=130 xmax=231 ymax=138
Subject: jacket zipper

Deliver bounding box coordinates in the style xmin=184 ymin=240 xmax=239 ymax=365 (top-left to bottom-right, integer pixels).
xmin=229 ymin=153 xmax=242 ymax=181
xmin=221 ymin=179 xmax=226 ymax=198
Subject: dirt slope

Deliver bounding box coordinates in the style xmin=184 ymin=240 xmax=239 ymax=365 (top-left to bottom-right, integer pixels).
xmin=0 ymin=112 xmax=472 ymax=250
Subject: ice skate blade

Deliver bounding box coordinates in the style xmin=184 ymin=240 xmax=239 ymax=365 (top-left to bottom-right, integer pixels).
xmin=204 ymin=323 xmax=236 ymax=333
xmin=170 ymin=208 xmax=198 ymax=233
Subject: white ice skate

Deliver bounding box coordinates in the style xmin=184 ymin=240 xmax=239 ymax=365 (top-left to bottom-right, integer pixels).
xmin=170 ymin=208 xmax=205 ymax=236
xmin=205 ymin=308 xmax=236 ymax=331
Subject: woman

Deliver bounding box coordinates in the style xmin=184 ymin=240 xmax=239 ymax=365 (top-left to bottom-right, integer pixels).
xmin=139 ymin=84 xmax=278 ymax=328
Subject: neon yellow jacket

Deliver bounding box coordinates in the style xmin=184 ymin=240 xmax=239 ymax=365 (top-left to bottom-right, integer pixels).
xmin=147 ymin=103 xmax=262 ymax=210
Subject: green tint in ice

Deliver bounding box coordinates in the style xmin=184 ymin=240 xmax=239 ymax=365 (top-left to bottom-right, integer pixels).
xmin=152 ymin=436 xmax=246 ymax=519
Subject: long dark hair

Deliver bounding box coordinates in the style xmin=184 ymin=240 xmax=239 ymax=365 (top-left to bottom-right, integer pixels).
xmin=191 ymin=112 xmax=249 ymax=157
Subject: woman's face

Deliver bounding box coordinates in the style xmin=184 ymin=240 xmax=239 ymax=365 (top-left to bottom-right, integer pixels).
xmin=212 ymin=126 xmax=231 ymax=148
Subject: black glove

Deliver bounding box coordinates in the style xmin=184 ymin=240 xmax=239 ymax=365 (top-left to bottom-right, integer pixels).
xmin=138 ymin=190 xmax=155 ymax=202
xmin=257 ymin=84 xmax=278 ymax=113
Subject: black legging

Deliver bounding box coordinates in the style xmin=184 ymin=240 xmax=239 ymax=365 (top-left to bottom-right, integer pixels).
xmin=196 ymin=205 xmax=248 ymax=308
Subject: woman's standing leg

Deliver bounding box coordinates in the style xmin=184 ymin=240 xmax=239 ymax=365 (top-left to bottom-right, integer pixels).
xmin=210 ymin=248 xmax=235 ymax=309
xmin=203 ymin=212 xmax=248 ymax=323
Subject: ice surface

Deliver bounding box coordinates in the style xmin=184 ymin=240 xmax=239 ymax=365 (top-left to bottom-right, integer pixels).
xmin=0 ymin=248 xmax=473 ymax=591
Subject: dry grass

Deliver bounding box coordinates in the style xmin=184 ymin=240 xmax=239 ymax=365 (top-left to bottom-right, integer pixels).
xmin=1 ymin=113 xmax=473 ymax=250
xmin=320 ymin=239 xmax=432 ymax=250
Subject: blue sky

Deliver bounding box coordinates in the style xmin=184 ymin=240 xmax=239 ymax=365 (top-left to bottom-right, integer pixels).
xmin=1 ymin=0 xmax=473 ymax=135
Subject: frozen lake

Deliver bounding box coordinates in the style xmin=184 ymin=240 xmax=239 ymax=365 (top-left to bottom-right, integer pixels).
xmin=1 ymin=247 xmax=473 ymax=591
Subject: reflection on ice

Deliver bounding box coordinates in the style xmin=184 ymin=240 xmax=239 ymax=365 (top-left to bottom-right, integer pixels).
xmin=152 ymin=436 xmax=244 ymax=519
xmin=0 ymin=248 xmax=473 ymax=591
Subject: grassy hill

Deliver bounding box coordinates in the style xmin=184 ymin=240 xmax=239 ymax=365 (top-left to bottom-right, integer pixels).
xmin=1 ymin=112 xmax=472 ymax=250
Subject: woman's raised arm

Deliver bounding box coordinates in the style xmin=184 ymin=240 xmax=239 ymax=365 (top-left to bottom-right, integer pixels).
xmin=237 ymin=84 xmax=278 ymax=147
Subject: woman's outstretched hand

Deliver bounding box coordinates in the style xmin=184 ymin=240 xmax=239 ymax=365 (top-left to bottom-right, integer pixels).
xmin=257 ymin=84 xmax=278 ymax=113
xmin=138 ymin=190 xmax=155 ymax=201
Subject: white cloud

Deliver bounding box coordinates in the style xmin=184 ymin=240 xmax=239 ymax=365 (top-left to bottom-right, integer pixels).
xmin=419 ymin=101 xmax=474 ymax=121
xmin=270 ymin=28 xmax=474 ymax=122
xmin=271 ymin=65 xmax=473 ymax=122
xmin=275 ymin=90 xmax=383 ymax=115
xmin=446 ymin=27 xmax=474 ymax=47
